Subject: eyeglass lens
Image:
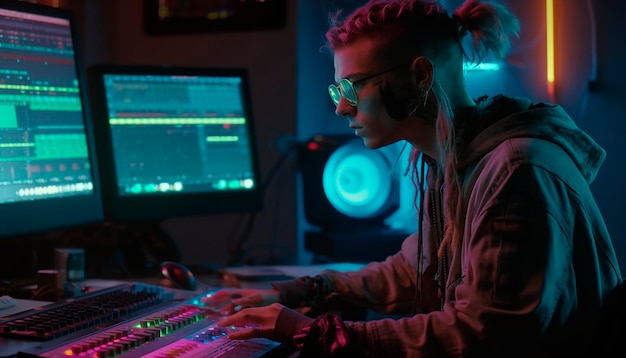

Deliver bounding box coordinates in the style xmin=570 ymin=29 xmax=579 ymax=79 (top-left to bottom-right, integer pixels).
xmin=328 ymin=79 xmax=358 ymax=107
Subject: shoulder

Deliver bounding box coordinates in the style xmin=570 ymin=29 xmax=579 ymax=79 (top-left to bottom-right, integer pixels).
xmin=464 ymin=138 xmax=582 ymax=201
xmin=468 ymin=137 xmax=572 ymax=179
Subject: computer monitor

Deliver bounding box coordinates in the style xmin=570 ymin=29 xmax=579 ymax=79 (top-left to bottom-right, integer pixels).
xmin=87 ymin=65 xmax=263 ymax=222
xmin=0 ymin=0 xmax=103 ymax=238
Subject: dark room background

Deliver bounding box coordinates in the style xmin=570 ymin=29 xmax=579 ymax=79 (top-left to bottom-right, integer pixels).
xmin=40 ymin=0 xmax=626 ymax=273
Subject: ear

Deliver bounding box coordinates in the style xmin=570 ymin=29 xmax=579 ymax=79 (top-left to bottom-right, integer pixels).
xmin=410 ymin=56 xmax=434 ymax=92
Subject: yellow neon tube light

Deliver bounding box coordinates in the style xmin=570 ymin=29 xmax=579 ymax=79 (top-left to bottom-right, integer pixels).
xmin=546 ymin=0 xmax=555 ymax=96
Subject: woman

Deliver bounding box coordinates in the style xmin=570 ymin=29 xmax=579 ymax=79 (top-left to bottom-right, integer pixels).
xmin=208 ymin=0 xmax=622 ymax=356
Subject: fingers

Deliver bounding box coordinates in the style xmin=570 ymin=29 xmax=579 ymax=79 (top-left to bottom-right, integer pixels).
xmin=206 ymin=301 xmax=242 ymax=316
xmin=232 ymin=290 xmax=280 ymax=308
xmin=231 ymin=292 xmax=262 ymax=307
xmin=202 ymin=290 xmax=241 ymax=314
xmin=217 ymin=304 xmax=283 ymax=328
xmin=217 ymin=312 xmax=272 ymax=340
xmin=225 ymin=327 xmax=253 ymax=340
xmin=201 ymin=289 xmax=280 ymax=318
xmin=227 ymin=326 xmax=274 ymax=340
xmin=202 ymin=289 xmax=234 ymax=303
xmin=203 ymin=293 xmax=259 ymax=316
xmin=217 ymin=309 xmax=248 ymax=327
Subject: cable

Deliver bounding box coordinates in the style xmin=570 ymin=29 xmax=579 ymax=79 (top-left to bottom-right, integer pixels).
xmin=225 ymin=137 xmax=299 ymax=266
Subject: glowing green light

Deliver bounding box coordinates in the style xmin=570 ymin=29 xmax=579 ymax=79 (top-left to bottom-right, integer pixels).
xmin=128 ymin=184 xmax=143 ymax=194
xmin=215 ymin=180 xmax=227 ymax=190
xmin=110 ymin=117 xmax=246 ymax=126
xmin=228 ymin=180 xmax=241 ymax=189
xmin=0 ymin=142 xmax=34 ymax=148
xmin=206 ymin=136 xmax=239 ymax=142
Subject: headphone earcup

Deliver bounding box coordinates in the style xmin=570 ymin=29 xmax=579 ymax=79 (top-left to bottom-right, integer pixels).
xmin=379 ymin=83 xmax=417 ymax=121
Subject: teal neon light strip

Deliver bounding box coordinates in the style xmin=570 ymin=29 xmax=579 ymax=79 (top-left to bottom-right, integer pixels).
xmin=463 ymin=62 xmax=501 ymax=71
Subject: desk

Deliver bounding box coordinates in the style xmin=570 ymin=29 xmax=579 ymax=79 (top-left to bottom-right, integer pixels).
xmin=0 ymin=263 xmax=366 ymax=358
xmin=224 ymin=262 xmax=365 ymax=279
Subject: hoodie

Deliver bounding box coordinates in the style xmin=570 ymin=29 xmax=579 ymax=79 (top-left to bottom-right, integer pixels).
xmin=271 ymin=95 xmax=623 ymax=357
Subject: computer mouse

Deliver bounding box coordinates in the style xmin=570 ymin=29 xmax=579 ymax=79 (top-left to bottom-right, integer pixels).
xmin=160 ymin=261 xmax=197 ymax=291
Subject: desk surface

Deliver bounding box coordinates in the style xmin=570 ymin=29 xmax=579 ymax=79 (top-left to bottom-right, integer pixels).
xmin=1 ymin=262 xmax=366 ymax=318
xmin=222 ymin=262 xmax=365 ymax=279
xmin=219 ymin=262 xmax=365 ymax=288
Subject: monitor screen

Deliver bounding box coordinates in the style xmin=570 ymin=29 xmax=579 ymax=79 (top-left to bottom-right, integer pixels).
xmin=0 ymin=0 xmax=103 ymax=238
xmin=87 ymin=65 xmax=263 ymax=221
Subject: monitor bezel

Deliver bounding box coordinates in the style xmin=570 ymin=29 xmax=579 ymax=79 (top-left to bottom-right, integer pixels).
xmin=0 ymin=0 xmax=104 ymax=239
xmin=87 ymin=64 xmax=264 ymax=222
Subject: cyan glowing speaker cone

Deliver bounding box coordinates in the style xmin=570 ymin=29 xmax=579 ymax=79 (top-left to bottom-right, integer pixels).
xmin=322 ymin=139 xmax=395 ymax=219
xmin=298 ymin=135 xmax=399 ymax=231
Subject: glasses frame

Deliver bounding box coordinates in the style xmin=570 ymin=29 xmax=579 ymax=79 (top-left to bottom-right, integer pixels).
xmin=328 ymin=61 xmax=413 ymax=107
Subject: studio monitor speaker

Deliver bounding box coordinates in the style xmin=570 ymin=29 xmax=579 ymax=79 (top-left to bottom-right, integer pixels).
xmin=298 ymin=134 xmax=400 ymax=232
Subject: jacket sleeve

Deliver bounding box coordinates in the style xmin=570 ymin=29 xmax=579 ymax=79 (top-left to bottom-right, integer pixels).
xmin=273 ymin=308 xmax=374 ymax=357
xmin=271 ymin=230 xmax=441 ymax=316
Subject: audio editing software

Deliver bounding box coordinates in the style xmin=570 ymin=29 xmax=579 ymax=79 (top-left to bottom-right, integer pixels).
xmin=0 ymin=8 xmax=95 ymax=205
xmin=102 ymin=73 xmax=257 ymax=197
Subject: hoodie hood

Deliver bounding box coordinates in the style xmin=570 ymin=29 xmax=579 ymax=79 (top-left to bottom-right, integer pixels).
xmin=457 ymin=95 xmax=606 ymax=184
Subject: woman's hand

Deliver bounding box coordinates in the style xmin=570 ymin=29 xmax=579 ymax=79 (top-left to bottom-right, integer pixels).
xmin=216 ymin=303 xmax=285 ymax=340
xmin=201 ymin=288 xmax=280 ymax=315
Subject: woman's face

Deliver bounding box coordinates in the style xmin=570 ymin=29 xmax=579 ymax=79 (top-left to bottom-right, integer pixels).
xmin=332 ymin=38 xmax=436 ymax=154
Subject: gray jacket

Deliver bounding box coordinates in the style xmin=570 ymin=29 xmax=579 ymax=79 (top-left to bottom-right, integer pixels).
xmin=273 ymin=95 xmax=622 ymax=357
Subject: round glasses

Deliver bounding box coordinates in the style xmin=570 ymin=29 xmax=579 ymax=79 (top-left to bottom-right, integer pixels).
xmin=328 ymin=78 xmax=359 ymax=107
xmin=328 ymin=62 xmax=413 ymax=107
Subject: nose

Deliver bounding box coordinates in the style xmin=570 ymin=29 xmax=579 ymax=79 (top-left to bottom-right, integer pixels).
xmin=334 ymin=97 xmax=355 ymax=117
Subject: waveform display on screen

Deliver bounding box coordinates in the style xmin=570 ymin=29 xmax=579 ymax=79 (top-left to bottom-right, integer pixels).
xmin=102 ymin=73 xmax=257 ymax=197
xmin=0 ymin=7 xmax=94 ymax=204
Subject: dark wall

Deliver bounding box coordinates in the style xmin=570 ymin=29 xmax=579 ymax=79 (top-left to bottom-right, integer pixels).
xmin=571 ymin=0 xmax=626 ymax=273
xmin=541 ymin=0 xmax=626 ymax=273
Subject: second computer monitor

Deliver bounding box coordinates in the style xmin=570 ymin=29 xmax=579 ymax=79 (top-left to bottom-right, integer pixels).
xmin=88 ymin=65 xmax=263 ymax=222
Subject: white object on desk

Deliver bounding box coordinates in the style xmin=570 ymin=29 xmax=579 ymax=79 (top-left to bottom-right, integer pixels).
xmin=0 ymin=295 xmax=16 ymax=310
xmin=0 ymin=297 xmax=52 ymax=318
